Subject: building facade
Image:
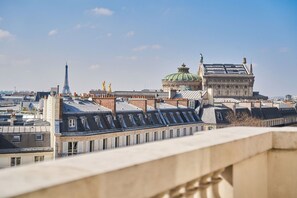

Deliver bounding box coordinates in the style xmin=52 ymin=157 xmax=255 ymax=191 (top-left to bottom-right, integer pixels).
xmin=198 ymin=57 xmax=255 ymax=98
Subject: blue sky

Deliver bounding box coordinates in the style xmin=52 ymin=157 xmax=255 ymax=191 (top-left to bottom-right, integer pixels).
xmin=0 ymin=0 xmax=296 ymax=96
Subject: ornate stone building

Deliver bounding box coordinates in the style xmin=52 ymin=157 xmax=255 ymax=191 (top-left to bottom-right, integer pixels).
xmin=162 ymin=64 xmax=202 ymax=92
xmin=198 ymin=56 xmax=255 ymax=98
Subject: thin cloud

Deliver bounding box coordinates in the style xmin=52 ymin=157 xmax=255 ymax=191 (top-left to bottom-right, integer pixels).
xmin=133 ymin=44 xmax=162 ymax=51
xmin=126 ymin=31 xmax=135 ymax=37
xmin=48 ymin=29 xmax=58 ymax=36
xmin=91 ymin=7 xmax=113 ymax=16
xmin=117 ymin=56 xmax=137 ymax=61
xmin=89 ymin=64 xmax=101 ymax=70
xmin=0 ymin=17 xmax=3 ymax=22
xmin=0 ymin=29 xmax=14 ymax=40
xmin=107 ymin=33 xmax=112 ymax=37
xmin=279 ymin=47 xmax=289 ymax=53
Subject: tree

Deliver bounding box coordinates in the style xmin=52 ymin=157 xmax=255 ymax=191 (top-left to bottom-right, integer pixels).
xmin=226 ymin=111 xmax=262 ymax=127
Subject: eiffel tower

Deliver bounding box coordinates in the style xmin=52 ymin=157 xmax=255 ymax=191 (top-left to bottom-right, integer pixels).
xmin=62 ymin=63 xmax=71 ymax=95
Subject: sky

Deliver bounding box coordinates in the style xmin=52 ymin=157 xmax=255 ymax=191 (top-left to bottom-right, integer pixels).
xmin=0 ymin=0 xmax=296 ymax=97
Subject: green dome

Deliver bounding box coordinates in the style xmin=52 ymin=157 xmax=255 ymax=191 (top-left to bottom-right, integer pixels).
xmin=163 ymin=63 xmax=200 ymax=82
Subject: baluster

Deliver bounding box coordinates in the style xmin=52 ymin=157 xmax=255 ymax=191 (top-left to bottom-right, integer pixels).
xmin=210 ymin=169 xmax=225 ymax=198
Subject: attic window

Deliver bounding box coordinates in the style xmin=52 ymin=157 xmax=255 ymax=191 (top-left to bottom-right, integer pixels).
xmin=12 ymin=135 xmax=21 ymax=142
xmin=188 ymin=111 xmax=195 ymax=122
xmin=147 ymin=113 xmax=154 ymax=125
xmin=182 ymin=112 xmax=190 ymax=122
xmin=162 ymin=113 xmax=170 ymax=124
xmin=155 ymin=113 xmax=163 ymax=124
xmin=138 ymin=114 xmax=146 ymax=125
xmin=68 ymin=118 xmax=77 ymax=131
xmin=94 ymin=116 xmax=103 ymax=129
xmin=217 ymin=112 xmax=224 ymax=121
xmin=176 ymin=112 xmax=184 ymax=123
xmin=118 ymin=114 xmax=127 ymax=128
xmin=106 ymin=115 xmax=115 ymax=128
xmin=129 ymin=114 xmax=137 ymax=126
xmin=80 ymin=116 xmax=90 ymax=130
xmin=169 ymin=112 xmax=177 ymax=123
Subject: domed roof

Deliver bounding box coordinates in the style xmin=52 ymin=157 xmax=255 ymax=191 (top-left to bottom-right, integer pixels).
xmin=163 ymin=63 xmax=200 ymax=82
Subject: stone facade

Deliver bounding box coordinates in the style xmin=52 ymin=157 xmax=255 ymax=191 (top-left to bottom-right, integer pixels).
xmin=198 ymin=59 xmax=255 ymax=98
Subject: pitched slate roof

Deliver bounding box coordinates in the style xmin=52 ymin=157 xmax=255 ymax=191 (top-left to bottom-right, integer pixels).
xmin=202 ymin=64 xmax=249 ymax=75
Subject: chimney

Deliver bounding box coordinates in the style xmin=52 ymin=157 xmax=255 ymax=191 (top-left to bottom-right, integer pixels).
xmin=243 ymin=57 xmax=247 ymax=64
xmin=57 ymin=85 xmax=60 ymax=95
xmin=178 ymin=99 xmax=189 ymax=108
xmin=169 ymin=89 xmax=177 ymax=99
xmin=93 ymin=97 xmax=116 ymax=115
xmin=164 ymin=99 xmax=178 ymax=107
xmin=147 ymin=99 xmax=157 ymax=109
xmin=128 ymin=98 xmax=147 ymax=113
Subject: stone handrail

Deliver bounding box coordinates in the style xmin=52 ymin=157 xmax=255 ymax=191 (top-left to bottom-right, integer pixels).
xmin=1 ymin=127 xmax=297 ymax=198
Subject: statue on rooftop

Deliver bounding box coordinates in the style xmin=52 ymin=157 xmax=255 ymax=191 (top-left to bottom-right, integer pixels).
xmin=108 ymin=83 xmax=112 ymax=93
xmin=200 ymin=53 xmax=203 ymax=64
xmin=102 ymin=81 xmax=106 ymax=92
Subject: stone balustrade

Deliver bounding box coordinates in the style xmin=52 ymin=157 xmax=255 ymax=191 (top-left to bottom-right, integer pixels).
xmin=1 ymin=127 xmax=297 ymax=198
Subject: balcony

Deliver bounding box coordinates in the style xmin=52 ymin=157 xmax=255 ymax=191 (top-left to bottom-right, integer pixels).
xmin=1 ymin=127 xmax=297 ymax=198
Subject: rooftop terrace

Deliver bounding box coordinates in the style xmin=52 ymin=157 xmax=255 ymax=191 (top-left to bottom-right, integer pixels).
xmin=1 ymin=127 xmax=297 ymax=198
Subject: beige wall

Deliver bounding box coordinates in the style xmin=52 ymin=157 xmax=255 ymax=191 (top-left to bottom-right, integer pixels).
xmin=0 ymin=152 xmax=54 ymax=169
xmin=268 ymin=150 xmax=297 ymax=198
xmin=233 ymin=151 xmax=268 ymax=198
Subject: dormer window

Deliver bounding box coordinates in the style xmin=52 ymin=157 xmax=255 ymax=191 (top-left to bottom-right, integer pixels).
xmin=176 ymin=112 xmax=184 ymax=123
xmin=68 ymin=118 xmax=77 ymax=131
xmin=106 ymin=115 xmax=115 ymax=128
xmin=80 ymin=116 xmax=90 ymax=130
xmin=155 ymin=113 xmax=163 ymax=124
xmin=162 ymin=113 xmax=170 ymax=124
xmin=94 ymin=116 xmax=103 ymax=129
xmin=147 ymin=113 xmax=154 ymax=125
xmin=118 ymin=114 xmax=127 ymax=128
xmin=217 ymin=112 xmax=224 ymax=121
xmin=182 ymin=112 xmax=190 ymax=122
xmin=188 ymin=112 xmax=195 ymax=122
xmin=138 ymin=114 xmax=146 ymax=125
xmin=129 ymin=114 xmax=137 ymax=126
xmin=169 ymin=112 xmax=177 ymax=123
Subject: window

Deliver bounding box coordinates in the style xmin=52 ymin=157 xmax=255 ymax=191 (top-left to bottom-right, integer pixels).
xmin=145 ymin=133 xmax=149 ymax=143
xmin=10 ymin=157 xmax=21 ymax=167
xmin=190 ymin=127 xmax=193 ymax=135
xmin=138 ymin=114 xmax=146 ymax=125
xmin=217 ymin=112 xmax=223 ymax=121
xmin=34 ymin=156 xmax=44 ymax=162
xmin=196 ymin=126 xmax=199 ymax=132
xmin=118 ymin=114 xmax=127 ymax=128
xmin=177 ymin=129 xmax=180 ymax=137
xmin=170 ymin=130 xmax=173 ymax=138
xmin=103 ymin=138 xmax=108 ymax=150
xmin=154 ymin=132 xmax=158 ymax=141
xmin=176 ymin=112 xmax=184 ymax=123
xmin=12 ymin=135 xmax=21 ymax=142
xmin=89 ymin=140 xmax=94 ymax=152
xmin=182 ymin=112 xmax=190 ymax=122
xmin=68 ymin=142 xmax=78 ymax=156
xmin=35 ymin=134 xmax=43 ymax=141
xmin=169 ymin=112 xmax=177 ymax=123
xmin=115 ymin=137 xmax=119 ymax=148
xmin=162 ymin=131 xmax=166 ymax=140
xmin=147 ymin=114 xmax=154 ymax=125
xmin=136 ymin=134 xmax=140 ymax=144
xmin=188 ymin=112 xmax=195 ymax=122
xmin=162 ymin=113 xmax=170 ymax=124
xmin=126 ymin=136 xmax=130 ymax=146
xmin=68 ymin=118 xmax=76 ymax=130
xmin=183 ymin=128 xmax=187 ymax=136
xmin=107 ymin=115 xmax=115 ymax=128
xmin=155 ymin=113 xmax=163 ymax=124
xmin=129 ymin=114 xmax=137 ymax=126
xmin=94 ymin=116 xmax=103 ymax=129
xmin=80 ymin=116 xmax=90 ymax=130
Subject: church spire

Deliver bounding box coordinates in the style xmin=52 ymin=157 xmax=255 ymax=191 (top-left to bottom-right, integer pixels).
xmin=62 ymin=62 xmax=71 ymax=95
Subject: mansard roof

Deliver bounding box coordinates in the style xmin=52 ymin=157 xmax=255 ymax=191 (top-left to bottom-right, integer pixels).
xmin=202 ymin=64 xmax=250 ymax=75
